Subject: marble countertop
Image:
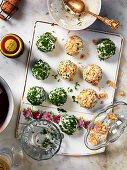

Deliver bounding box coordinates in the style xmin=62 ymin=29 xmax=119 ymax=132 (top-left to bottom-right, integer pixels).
xmin=0 ymin=0 xmax=127 ymax=169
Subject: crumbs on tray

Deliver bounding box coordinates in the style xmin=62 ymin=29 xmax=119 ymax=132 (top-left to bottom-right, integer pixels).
xmin=67 ymin=30 xmax=70 ymax=34
xmin=119 ymin=90 xmax=125 ymax=96
xmin=99 ymin=92 xmax=108 ymax=99
xmin=80 ymin=54 xmax=85 ymax=59
xmin=106 ymin=80 xmax=116 ymax=89
xmin=100 ymin=100 xmax=104 ymax=104
xmin=92 ymin=40 xmax=97 ymax=45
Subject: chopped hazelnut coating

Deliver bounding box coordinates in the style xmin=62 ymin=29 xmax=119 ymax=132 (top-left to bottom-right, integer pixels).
xmin=83 ymin=64 xmax=102 ymax=86
xmin=65 ymin=35 xmax=84 ymax=56
xmin=77 ymin=88 xmax=98 ymax=109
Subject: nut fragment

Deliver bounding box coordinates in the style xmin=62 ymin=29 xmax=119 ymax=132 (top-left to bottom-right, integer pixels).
xmin=99 ymin=92 xmax=108 ymax=99
xmin=106 ymin=80 xmax=116 ymax=89
xmin=107 ymin=112 xmax=118 ymax=121
xmin=119 ymin=90 xmax=125 ymax=96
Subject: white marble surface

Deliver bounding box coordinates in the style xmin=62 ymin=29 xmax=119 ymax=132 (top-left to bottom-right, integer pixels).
xmin=0 ymin=0 xmax=127 ymax=169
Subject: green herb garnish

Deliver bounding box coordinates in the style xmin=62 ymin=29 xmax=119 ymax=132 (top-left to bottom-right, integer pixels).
xmin=67 ymin=87 xmax=73 ymax=93
xmin=74 ymin=82 xmax=80 ymax=90
xmin=51 ymin=23 xmax=55 ymax=26
xmin=52 ymin=74 xmax=58 ymax=79
xmin=58 ymin=79 xmax=61 ymax=82
xmin=67 ymin=8 xmax=70 ymax=12
xmin=72 ymin=96 xmax=78 ymax=103
xmin=57 ymin=108 xmax=67 ymax=113
xmin=46 ymin=12 xmax=49 ymax=15
xmin=42 ymin=138 xmax=56 ymax=149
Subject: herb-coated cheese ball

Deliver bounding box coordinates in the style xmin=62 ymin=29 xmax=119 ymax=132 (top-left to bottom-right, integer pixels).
xmin=27 ymin=86 xmax=46 ymax=105
xmin=32 ymin=59 xmax=51 ymax=80
xmin=64 ymin=35 xmax=84 ymax=56
xmin=97 ymin=39 xmax=116 ymax=61
xmin=77 ymin=88 xmax=98 ymax=109
xmin=49 ymin=88 xmax=67 ymax=106
xmin=36 ymin=32 xmax=56 ymax=53
xmin=57 ymin=60 xmax=77 ymax=81
xmin=59 ymin=115 xmax=77 ymax=135
xmin=83 ymin=64 xmax=102 ymax=85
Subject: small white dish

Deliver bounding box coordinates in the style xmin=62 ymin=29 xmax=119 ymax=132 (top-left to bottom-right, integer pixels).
xmin=0 ymin=76 xmax=14 ymax=133
xmin=48 ymin=0 xmax=101 ymax=30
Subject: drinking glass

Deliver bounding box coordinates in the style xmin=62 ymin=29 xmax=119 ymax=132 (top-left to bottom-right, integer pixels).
xmin=0 ymin=138 xmax=23 ymax=169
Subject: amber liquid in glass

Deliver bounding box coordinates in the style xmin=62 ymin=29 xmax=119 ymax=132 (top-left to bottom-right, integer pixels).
xmin=0 ymin=155 xmax=11 ymax=170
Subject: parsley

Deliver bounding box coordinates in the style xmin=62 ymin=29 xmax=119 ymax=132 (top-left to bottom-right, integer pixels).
xmin=52 ymin=74 xmax=58 ymax=79
xmin=46 ymin=12 xmax=49 ymax=15
xmin=67 ymin=87 xmax=73 ymax=93
xmin=77 ymin=14 xmax=82 ymax=26
xmin=42 ymin=138 xmax=56 ymax=149
xmin=57 ymin=108 xmax=67 ymax=113
xmin=72 ymin=96 xmax=78 ymax=103
xmin=52 ymin=31 xmax=55 ymax=33
xmin=58 ymin=79 xmax=61 ymax=82
xmin=74 ymin=82 xmax=80 ymax=90
xmin=67 ymin=8 xmax=70 ymax=12
xmin=51 ymin=23 xmax=55 ymax=26
xmin=41 ymin=128 xmax=48 ymax=135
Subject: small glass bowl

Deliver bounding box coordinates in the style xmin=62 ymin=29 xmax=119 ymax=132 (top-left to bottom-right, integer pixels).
xmin=20 ymin=120 xmax=63 ymax=160
xmin=84 ymin=101 xmax=127 ymax=150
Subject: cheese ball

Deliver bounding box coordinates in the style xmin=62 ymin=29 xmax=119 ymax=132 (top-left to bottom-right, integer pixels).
xmin=36 ymin=32 xmax=56 ymax=53
xmin=27 ymin=86 xmax=46 ymax=105
xmin=77 ymin=88 xmax=98 ymax=109
xmin=64 ymin=35 xmax=84 ymax=56
xmin=83 ymin=64 xmax=102 ymax=85
xmin=32 ymin=59 xmax=51 ymax=80
xmin=57 ymin=60 xmax=77 ymax=81
xmin=59 ymin=115 xmax=77 ymax=135
xmin=97 ymin=39 xmax=116 ymax=61
xmin=49 ymin=88 xmax=67 ymax=106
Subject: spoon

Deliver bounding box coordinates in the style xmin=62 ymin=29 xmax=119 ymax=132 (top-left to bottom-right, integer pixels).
xmin=63 ymin=0 xmax=120 ymax=30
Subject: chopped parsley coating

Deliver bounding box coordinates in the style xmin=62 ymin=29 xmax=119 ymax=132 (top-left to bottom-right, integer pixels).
xmin=97 ymin=39 xmax=116 ymax=61
xmin=32 ymin=59 xmax=51 ymax=80
xmin=36 ymin=32 xmax=56 ymax=53
xmin=49 ymin=88 xmax=67 ymax=106
xmin=27 ymin=86 xmax=46 ymax=105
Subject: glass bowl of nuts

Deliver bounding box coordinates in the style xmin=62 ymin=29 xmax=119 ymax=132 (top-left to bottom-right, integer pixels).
xmin=84 ymin=101 xmax=127 ymax=150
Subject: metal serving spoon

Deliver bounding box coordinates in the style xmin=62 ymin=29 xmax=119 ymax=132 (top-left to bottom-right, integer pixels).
xmin=63 ymin=0 xmax=120 ymax=30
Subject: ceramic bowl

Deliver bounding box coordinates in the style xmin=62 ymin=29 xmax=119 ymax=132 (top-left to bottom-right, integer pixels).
xmin=48 ymin=0 xmax=101 ymax=30
xmin=0 ymin=76 xmax=14 ymax=133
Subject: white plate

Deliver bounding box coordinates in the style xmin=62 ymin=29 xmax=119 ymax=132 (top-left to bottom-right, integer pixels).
xmin=48 ymin=0 xmax=101 ymax=30
xmin=16 ymin=21 xmax=123 ymax=155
